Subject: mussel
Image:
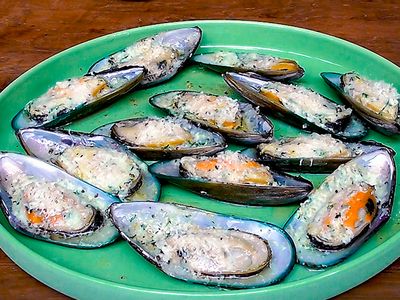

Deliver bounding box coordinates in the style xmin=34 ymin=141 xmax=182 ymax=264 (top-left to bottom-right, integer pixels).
xmin=193 ymin=50 xmax=304 ymax=81
xmin=321 ymin=72 xmax=400 ymax=135
xmin=91 ymin=117 xmax=227 ymax=160
xmin=17 ymin=128 xmax=161 ymax=202
xmin=223 ymin=72 xmax=368 ymax=140
xmin=109 ymin=202 xmax=295 ymax=288
xmin=89 ymin=27 xmax=202 ymax=86
xmin=284 ymin=149 xmax=396 ymax=268
xmin=149 ymin=91 xmax=274 ymax=144
xmin=0 ymin=152 xmax=120 ymax=248
xmin=12 ymin=66 xmax=145 ymax=131
xmin=242 ymin=133 xmax=392 ymax=173
xmin=149 ymin=151 xmax=313 ymax=206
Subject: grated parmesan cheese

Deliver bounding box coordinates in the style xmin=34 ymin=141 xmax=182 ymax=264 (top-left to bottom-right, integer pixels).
xmin=261 ymin=82 xmax=352 ymax=129
xmin=56 ymin=146 xmax=140 ymax=197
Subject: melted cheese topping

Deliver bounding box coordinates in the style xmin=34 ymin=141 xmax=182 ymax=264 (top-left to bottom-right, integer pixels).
xmin=27 ymin=76 xmax=110 ymax=122
xmin=260 ymin=82 xmax=352 ymax=128
xmin=21 ymin=181 xmax=94 ymax=232
xmin=174 ymin=94 xmax=241 ymax=129
xmin=307 ymin=184 xmax=377 ymax=247
xmin=6 ymin=174 xmax=96 ymax=233
xmin=106 ymin=37 xmax=181 ymax=83
xmin=120 ymin=207 xmax=270 ymax=278
xmin=113 ymin=119 xmax=193 ymax=148
xmin=293 ymin=152 xmax=392 ymax=247
xmin=259 ymin=134 xmax=353 ymax=159
xmin=180 ymin=151 xmax=275 ymax=186
xmin=56 ymin=146 xmax=140 ymax=197
xmin=342 ymin=72 xmax=399 ymax=122
xmin=162 ymin=229 xmax=270 ymax=276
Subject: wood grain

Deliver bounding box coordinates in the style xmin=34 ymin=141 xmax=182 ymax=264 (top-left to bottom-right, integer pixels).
xmin=0 ymin=0 xmax=399 ymax=299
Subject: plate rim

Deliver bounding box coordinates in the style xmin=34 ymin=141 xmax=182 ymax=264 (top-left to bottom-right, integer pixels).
xmin=0 ymin=19 xmax=399 ymax=299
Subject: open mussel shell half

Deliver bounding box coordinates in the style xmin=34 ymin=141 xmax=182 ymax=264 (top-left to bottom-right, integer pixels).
xmin=242 ymin=133 xmax=394 ymax=173
xmin=284 ymin=149 xmax=396 ymax=268
xmin=109 ymin=202 xmax=295 ymax=288
xmin=89 ymin=27 xmax=202 ymax=86
xmin=91 ymin=117 xmax=227 ymax=160
xmin=223 ymin=72 xmax=368 ymax=140
xmin=149 ymin=151 xmax=312 ymax=206
xmin=11 ymin=66 xmax=145 ymax=131
xmin=17 ymin=128 xmax=161 ymax=202
xmin=193 ymin=51 xmax=304 ymax=81
xmin=149 ymin=90 xmax=274 ymax=145
xmin=0 ymin=152 xmax=120 ymax=248
xmin=321 ymin=72 xmax=400 ymax=135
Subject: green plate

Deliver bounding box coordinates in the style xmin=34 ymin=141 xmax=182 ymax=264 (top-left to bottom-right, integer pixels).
xmin=0 ymin=20 xmax=399 ymax=299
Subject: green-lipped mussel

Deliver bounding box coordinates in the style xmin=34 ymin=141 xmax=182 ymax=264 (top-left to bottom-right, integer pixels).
xmin=193 ymin=50 xmax=304 ymax=81
xmin=149 ymin=91 xmax=274 ymax=145
xmin=109 ymin=202 xmax=295 ymax=288
xmin=0 ymin=152 xmax=120 ymax=248
xmin=17 ymin=128 xmax=160 ymax=202
xmin=284 ymin=149 xmax=396 ymax=268
xmin=223 ymin=72 xmax=368 ymax=140
xmin=242 ymin=133 xmax=392 ymax=173
xmin=11 ymin=66 xmax=145 ymax=131
xmin=149 ymin=151 xmax=312 ymax=206
xmin=92 ymin=117 xmax=227 ymax=160
xmin=89 ymin=27 xmax=202 ymax=86
xmin=321 ymin=72 xmax=400 ymax=135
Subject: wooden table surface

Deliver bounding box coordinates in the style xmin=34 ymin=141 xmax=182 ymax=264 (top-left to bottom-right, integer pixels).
xmin=0 ymin=0 xmax=399 ymax=299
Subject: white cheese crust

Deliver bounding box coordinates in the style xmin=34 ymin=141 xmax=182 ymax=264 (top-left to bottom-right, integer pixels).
xmin=161 ymin=229 xmax=270 ymax=275
xmin=56 ymin=146 xmax=140 ymax=197
xmin=113 ymin=37 xmax=180 ymax=80
xmin=175 ymin=93 xmax=241 ymax=129
xmin=259 ymin=133 xmax=352 ymax=158
xmin=7 ymin=174 xmax=97 ymax=233
xmin=114 ymin=118 xmax=193 ymax=148
xmin=342 ymin=72 xmax=399 ymax=122
xmin=180 ymin=151 xmax=274 ymax=186
xmin=27 ymin=76 xmax=110 ymax=122
xmin=261 ymin=82 xmax=352 ymax=128
xmin=291 ymin=152 xmax=392 ymax=248
xmin=122 ymin=209 xmax=269 ymax=278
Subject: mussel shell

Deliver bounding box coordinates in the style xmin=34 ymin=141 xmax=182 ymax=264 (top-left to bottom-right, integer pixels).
xmin=193 ymin=51 xmax=304 ymax=81
xmin=91 ymin=117 xmax=227 ymax=160
xmin=17 ymin=128 xmax=161 ymax=202
xmin=149 ymin=90 xmax=274 ymax=145
xmin=89 ymin=27 xmax=202 ymax=86
xmin=242 ymin=139 xmax=394 ymax=173
xmin=284 ymin=149 xmax=396 ymax=268
xmin=109 ymin=202 xmax=296 ymax=288
xmin=149 ymin=157 xmax=312 ymax=206
xmin=0 ymin=152 xmax=120 ymax=248
xmin=11 ymin=66 xmax=145 ymax=131
xmin=223 ymin=72 xmax=368 ymax=140
xmin=321 ymin=72 xmax=400 ymax=135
